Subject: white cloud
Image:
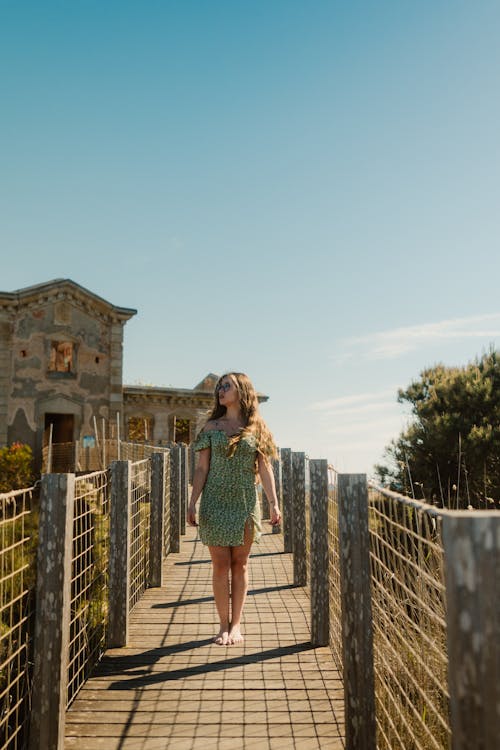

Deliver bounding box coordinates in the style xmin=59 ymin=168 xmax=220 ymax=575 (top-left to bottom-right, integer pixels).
xmin=325 ymin=417 xmax=401 ymax=437
xmin=338 ymin=313 xmax=500 ymax=361
xmin=307 ymin=387 xmax=413 ymax=473
xmin=310 ymin=388 xmax=396 ymax=412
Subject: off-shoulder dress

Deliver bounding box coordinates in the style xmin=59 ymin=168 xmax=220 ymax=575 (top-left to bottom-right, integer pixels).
xmin=193 ymin=429 xmax=262 ymax=547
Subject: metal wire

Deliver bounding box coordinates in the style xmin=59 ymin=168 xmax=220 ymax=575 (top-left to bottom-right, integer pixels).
xmin=41 ymin=439 xmax=166 ymax=473
xmin=327 ymin=465 xmax=342 ymax=674
xmin=67 ymin=471 xmax=110 ymax=707
xmin=368 ymin=487 xmax=451 ymax=749
xmin=129 ymin=460 xmax=151 ymax=611
xmin=0 ymin=486 xmax=37 ymax=750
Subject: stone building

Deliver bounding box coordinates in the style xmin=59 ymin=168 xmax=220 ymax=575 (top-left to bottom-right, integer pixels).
xmin=0 ymin=279 xmax=136 ymax=466
xmin=123 ymin=374 xmax=219 ymax=446
xmin=0 ymin=279 xmax=268 ymax=468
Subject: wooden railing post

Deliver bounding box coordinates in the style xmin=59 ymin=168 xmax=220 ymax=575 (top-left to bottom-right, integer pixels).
xmin=30 ymin=473 xmax=75 ymax=750
xmin=310 ymin=459 xmax=329 ymax=646
xmin=281 ymin=448 xmax=293 ymax=553
xmin=180 ymin=444 xmax=188 ymax=535
xmin=272 ymin=456 xmax=282 ymax=534
xmin=292 ymin=451 xmax=307 ymax=586
xmin=149 ymin=452 xmax=166 ymax=587
xmin=189 ymin=445 xmax=195 ymax=484
xmin=259 ymin=485 xmax=268 ymax=521
xmin=442 ymin=512 xmax=500 ymax=750
xmin=162 ymin=449 xmax=171 ymax=557
xmin=338 ymin=474 xmax=376 ymax=750
xmin=108 ymin=460 xmax=131 ymax=647
xmin=170 ymin=445 xmax=181 ymax=553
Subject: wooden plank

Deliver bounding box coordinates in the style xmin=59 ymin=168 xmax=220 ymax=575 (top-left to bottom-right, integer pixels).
xmin=65 ymin=522 xmax=345 ymax=749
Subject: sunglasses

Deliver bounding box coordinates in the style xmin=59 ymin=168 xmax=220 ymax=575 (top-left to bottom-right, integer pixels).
xmin=216 ymin=382 xmax=231 ymax=392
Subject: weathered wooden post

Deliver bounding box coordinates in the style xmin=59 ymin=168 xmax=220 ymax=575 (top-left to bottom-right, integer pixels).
xmin=442 ymin=512 xmax=500 ymax=750
xmin=292 ymin=451 xmax=307 ymax=586
xmin=310 ymin=459 xmax=329 ymax=646
xmin=30 ymin=473 xmax=75 ymax=750
xmin=189 ymin=444 xmax=195 ymax=484
xmin=260 ymin=481 xmax=269 ymax=520
xmin=108 ymin=460 xmax=132 ymax=647
xmin=149 ymin=452 xmax=166 ymax=587
xmin=281 ymin=448 xmax=293 ymax=553
xmin=170 ymin=445 xmax=181 ymax=553
xmin=272 ymin=455 xmax=282 ymax=534
xmin=162 ymin=449 xmax=171 ymax=557
xmin=180 ymin=444 xmax=188 ymax=535
xmin=338 ymin=474 xmax=376 ymax=750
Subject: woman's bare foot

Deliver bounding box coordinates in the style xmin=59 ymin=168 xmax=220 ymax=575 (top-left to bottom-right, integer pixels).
xmin=228 ymin=625 xmax=244 ymax=645
xmin=213 ymin=627 xmax=230 ymax=646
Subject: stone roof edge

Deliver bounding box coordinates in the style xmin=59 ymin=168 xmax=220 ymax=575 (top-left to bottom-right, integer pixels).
xmin=0 ymin=278 xmax=137 ymax=320
xmin=124 ymin=385 xmax=213 ymax=398
xmin=123 ymin=384 xmax=269 ymax=402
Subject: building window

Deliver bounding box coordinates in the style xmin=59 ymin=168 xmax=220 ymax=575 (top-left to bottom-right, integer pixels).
xmin=49 ymin=341 xmax=74 ymax=373
xmin=128 ymin=416 xmax=154 ymax=442
xmin=174 ymin=417 xmax=191 ymax=444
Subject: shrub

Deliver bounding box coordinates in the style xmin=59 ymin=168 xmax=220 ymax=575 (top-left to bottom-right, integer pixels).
xmin=0 ymin=443 xmax=34 ymax=492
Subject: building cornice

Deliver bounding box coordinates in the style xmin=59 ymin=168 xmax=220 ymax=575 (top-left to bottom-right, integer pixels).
xmin=123 ymin=384 xmax=269 ymax=404
xmin=0 ymin=279 xmax=137 ymax=324
xmin=124 ymin=386 xmax=214 ymax=408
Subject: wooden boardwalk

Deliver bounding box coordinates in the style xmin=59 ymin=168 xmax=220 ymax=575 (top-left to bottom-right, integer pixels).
xmin=65 ymin=526 xmax=345 ymax=749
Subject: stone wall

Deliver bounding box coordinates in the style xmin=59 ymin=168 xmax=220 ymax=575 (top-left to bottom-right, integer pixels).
xmin=123 ymin=387 xmax=213 ymax=445
xmin=0 ymin=280 xmax=136 ymax=466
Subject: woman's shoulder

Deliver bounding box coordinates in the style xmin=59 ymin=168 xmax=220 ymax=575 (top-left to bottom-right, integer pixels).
xmin=202 ymin=420 xmax=220 ymax=433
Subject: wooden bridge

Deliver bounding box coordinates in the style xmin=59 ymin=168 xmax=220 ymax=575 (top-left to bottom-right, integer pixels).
xmin=4 ymin=447 xmax=499 ymax=750
xmin=64 ymin=524 xmax=345 ymax=749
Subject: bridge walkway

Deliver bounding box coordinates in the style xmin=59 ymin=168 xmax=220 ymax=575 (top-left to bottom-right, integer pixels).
xmin=64 ymin=525 xmax=345 ymax=749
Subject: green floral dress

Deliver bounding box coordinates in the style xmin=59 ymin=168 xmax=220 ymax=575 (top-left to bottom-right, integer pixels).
xmin=193 ymin=429 xmax=262 ymax=547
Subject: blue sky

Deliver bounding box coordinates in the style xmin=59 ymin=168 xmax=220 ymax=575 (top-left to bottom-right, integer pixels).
xmin=2 ymin=1 xmax=500 ymax=473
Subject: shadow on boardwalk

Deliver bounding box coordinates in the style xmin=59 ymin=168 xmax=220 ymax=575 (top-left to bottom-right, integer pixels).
xmin=65 ymin=526 xmax=345 ymax=750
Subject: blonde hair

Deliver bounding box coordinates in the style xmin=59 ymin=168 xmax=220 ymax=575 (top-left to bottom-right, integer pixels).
xmin=206 ymin=372 xmax=278 ymax=462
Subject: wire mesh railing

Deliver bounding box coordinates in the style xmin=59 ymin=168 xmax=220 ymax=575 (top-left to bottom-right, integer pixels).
xmin=67 ymin=471 xmax=110 ymax=707
xmin=368 ymin=486 xmax=451 ymax=750
xmin=327 ymin=465 xmax=342 ymax=675
xmin=129 ymin=460 xmax=151 ymax=611
xmin=42 ymin=439 xmax=167 ymax=473
xmin=0 ymin=487 xmax=37 ymax=750
xmin=120 ymin=442 xmax=165 ymax=463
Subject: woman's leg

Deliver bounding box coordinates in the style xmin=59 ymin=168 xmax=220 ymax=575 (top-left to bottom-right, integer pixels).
xmin=228 ymin=520 xmax=253 ymax=645
xmin=208 ymin=545 xmax=231 ymax=645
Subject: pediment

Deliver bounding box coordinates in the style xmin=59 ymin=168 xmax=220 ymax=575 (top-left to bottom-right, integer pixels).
xmin=0 ymin=278 xmax=137 ymax=324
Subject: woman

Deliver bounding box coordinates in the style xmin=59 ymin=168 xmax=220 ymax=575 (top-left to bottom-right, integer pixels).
xmin=187 ymin=372 xmax=281 ymax=646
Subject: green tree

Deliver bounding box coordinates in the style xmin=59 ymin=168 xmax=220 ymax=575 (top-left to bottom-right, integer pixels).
xmin=375 ymin=350 xmax=500 ymax=509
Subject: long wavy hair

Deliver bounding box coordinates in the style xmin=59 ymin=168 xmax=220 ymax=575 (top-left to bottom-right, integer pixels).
xmin=205 ymin=372 xmax=278 ymax=462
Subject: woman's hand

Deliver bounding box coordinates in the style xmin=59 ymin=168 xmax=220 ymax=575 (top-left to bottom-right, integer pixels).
xmin=270 ymin=503 xmax=281 ymax=526
xmin=187 ymin=499 xmax=198 ymax=527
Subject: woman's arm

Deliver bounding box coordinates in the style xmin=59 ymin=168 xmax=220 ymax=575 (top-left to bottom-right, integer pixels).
xmin=258 ymin=453 xmax=282 ymax=526
xmin=187 ymin=448 xmax=210 ymax=526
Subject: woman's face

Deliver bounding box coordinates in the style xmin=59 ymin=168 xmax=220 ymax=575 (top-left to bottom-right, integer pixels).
xmin=217 ymin=375 xmax=240 ymax=409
